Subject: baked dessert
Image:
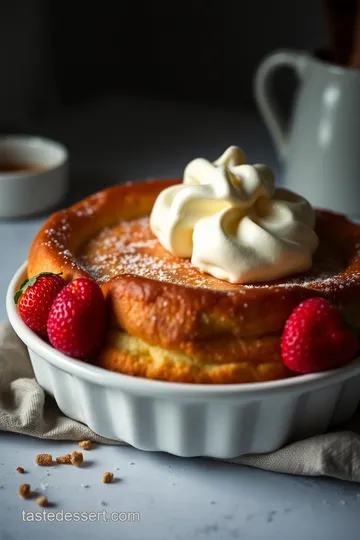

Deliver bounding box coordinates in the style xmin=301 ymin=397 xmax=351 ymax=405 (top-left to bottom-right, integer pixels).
xmin=27 ymin=147 xmax=360 ymax=384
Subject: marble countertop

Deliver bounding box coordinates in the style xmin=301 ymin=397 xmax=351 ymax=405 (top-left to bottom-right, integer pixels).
xmin=1 ymin=96 xmax=359 ymax=539
xmin=1 ymin=432 xmax=360 ymax=540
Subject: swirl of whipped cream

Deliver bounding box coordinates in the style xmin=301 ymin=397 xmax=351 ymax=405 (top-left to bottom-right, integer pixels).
xmin=150 ymin=146 xmax=319 ymax=283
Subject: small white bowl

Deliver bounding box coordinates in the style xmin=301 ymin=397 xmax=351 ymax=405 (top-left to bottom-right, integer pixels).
xmin=7 ymin=262 xmax=360 ymax=458
xmin=0 ymin=135 xmax=68 ymax=218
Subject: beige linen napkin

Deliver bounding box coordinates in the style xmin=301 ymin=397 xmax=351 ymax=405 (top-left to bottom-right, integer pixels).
xmin=1 ymin=321 xmax=360 ymax=482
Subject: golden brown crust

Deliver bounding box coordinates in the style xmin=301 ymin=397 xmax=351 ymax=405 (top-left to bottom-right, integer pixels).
xmin=28 ymin=180 xmax=174 ymax=281
xmin=97 ymin=330 xmax=292 ymax=384
xmin=28 ymin=179 xmax=360 ymax=384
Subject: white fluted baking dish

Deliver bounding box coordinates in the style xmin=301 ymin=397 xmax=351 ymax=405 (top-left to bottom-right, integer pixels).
xmin=7 ymin=262 xmax=360 ymax=458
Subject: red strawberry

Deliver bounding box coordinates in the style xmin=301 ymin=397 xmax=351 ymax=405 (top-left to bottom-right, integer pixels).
xmin=281 ymin=297 xmax=358 ymax=374
xmin=14 ymin=272 xmax=66 ymax=336
xmin=47 ymin=278 xmax=106 ymax=359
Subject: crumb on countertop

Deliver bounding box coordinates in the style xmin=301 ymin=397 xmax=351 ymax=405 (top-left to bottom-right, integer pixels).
xmin=36 ymin=454 xmax=52 ymax=466
xmin=56 ymin=451 xmax=83 ymax=466
xmin=79 ymin=440 xmax=92 ymax=450
xmin=102 ymin=472 xmax=114 ymax=484
xmin=70 ymin=451 xmax=83 ymax=466
xmin=56 ymin=454 xmax=72 ymax=464
xmin=36 ymin=495 xmax=48 ymax=507
xmin=16 ymin=467 xmax=25 ymax=474
xmin=18 ymin=483 xmax=30 ymax=498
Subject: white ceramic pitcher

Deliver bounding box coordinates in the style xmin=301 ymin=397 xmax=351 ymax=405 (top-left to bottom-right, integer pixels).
xmin=255 ymin=50 xmax=360 ymax=217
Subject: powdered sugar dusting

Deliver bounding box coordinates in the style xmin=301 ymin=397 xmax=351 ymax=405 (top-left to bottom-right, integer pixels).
xmin=243 ymin=271 xmax=360 ymax=293
xmin=77 ymin=217 xmax=213 ymax=288
xmin=242 ymin=241 xmax=360 ymax=292
xmin=41 ymin=214 xmax=77 ymax=267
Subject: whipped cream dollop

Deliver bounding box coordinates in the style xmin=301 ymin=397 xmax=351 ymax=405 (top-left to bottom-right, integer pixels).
xmin=150 ymin=146 xmax=319 ymax=283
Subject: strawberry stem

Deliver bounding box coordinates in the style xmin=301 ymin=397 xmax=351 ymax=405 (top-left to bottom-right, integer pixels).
xmin=14 ymin=272 xmax=63 ymax=304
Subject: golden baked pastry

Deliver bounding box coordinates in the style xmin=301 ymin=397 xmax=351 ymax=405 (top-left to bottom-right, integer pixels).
xmin=28 ymin=180 xmax=360 ymax=384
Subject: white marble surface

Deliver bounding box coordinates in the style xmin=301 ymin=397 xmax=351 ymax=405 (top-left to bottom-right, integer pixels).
xmin=1 ymin=432 xmax=360 ymax=540
xmin=1 ymin=96 xmax=360 ymax=539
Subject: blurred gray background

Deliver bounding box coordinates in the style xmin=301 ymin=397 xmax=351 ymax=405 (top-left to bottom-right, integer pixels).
xmin=0 ymin=0 xmax=326 ymax=126
xmin=0 ymin=0 xmax=328 ymax=206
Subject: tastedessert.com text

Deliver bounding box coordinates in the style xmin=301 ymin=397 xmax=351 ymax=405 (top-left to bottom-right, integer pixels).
xmin=21 ymin=509 xmax=140 ymax=523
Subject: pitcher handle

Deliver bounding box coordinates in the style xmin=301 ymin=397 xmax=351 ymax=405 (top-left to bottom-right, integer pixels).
xmin=254 ymin=50 xmax=309 ymax=161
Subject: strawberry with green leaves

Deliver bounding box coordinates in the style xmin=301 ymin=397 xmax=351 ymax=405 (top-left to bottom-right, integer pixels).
xmin=14 ymin=272 xmax=66 ymax=336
